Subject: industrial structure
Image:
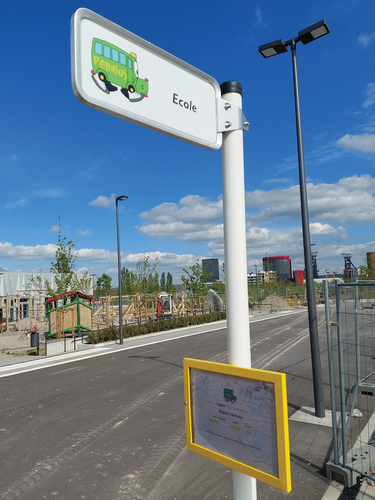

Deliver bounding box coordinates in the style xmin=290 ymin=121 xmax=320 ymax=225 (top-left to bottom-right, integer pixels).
xmin=342 ymin=253 xmax=358 ymax=281
xmin=312 ymin=252 xmax=319 ymax=279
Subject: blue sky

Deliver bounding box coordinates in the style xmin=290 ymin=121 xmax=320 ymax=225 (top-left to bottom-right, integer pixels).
xmin=1 ymin=0 xmax=374 ymax=285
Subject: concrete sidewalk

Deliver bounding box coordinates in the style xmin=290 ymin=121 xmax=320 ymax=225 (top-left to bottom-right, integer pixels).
xmin=0 ymin=308 xmax=374 ymax=500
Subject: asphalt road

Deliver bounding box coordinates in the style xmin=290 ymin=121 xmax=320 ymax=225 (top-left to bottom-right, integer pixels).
xmin=0 ymin=309 xmax=330 ymax=500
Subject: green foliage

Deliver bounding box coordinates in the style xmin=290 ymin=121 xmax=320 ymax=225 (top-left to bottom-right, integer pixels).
xmin=96 ymin=273 xmax=112 ymax=296
xmin=86 ymin=310 xmax=227 ymax=344
xmin=166 ymin=272 xmax=175 ymax=293
xmin=160 ymin=272 xmax=166 ymax=290
xmin=181 ymin=260 xmax=212 ymax=296
xmin=358 ymin=256 xmax=375 ymax=280
xmin=121 ymin=267 xmax=135 ymax=295
xmin=46 ymin=218 xmax=92 ymax=297
xmin=211 ymin=280 xmax=225 ymax=295
xmin=121 ymin=256 xmax=160 ymax=295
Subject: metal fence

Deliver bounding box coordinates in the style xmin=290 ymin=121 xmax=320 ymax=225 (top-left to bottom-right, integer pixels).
xmin=325 ymin=280 xmax=375 ymax=487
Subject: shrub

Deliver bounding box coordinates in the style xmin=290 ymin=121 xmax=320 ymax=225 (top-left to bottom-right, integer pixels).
xmin=87 ymin=311 xmax=227 ymax=344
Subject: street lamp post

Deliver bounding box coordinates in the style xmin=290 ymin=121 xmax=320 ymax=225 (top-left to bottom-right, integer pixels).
xmin=259 ymin=20 xmax=329 ymax=418
xmin=116 ymin=195 xmax=128 ymax=345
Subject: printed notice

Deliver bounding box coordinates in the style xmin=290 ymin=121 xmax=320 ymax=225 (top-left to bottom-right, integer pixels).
xmin=191 ymin=368 xmax=278 ymax=477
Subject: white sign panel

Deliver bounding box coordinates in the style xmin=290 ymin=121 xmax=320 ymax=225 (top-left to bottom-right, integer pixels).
xmin=191 ymin=368 xmax=278 ymax=477
xmin=71 ymin=8 xmax=222 ymax=150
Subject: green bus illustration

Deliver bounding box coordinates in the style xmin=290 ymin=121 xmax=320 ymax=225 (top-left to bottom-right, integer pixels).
xmin=224 ymin=388 xmax=237 ymax=403
xmin=91 ymin=38 xmax=149 ymax=101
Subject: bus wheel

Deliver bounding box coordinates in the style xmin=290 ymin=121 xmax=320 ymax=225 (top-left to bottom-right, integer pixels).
xmin=128 ymin=85 xmax=135 ymax=93
xmin=99 ymin=72 xmax=106 ymax=82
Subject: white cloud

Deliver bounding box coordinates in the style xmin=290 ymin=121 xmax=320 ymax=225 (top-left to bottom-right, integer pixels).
xmin=337 ymin=133 xmax=375 ymax=153
xmin=254 ymin=6 xmax=263 ymax=24
xmin=50 ymin=225 xmax=60 ymax=232
xmin=140 ymin=195 xmax=222 ymax=224
xmin=309 ymin=222 xmax=347 ymax=239
xmin=5 ymin=198 xmax=28 ymax=209
xmin=0 ymin=242 xmax=57 ymax=261
xmin=247 ymin=175 xmax=375 ymax=224
xmin=77 ymin=229 xmax=91 ymax=236
xmin=362 ymin=82 xmax=375 ymax=108
xmin=137 ymin=174 xmax=374 ymax=273
xmin=89 ymin=194 xmax=116 ymax=207
xmin=358 ymin=32 xmax=375 ymax=47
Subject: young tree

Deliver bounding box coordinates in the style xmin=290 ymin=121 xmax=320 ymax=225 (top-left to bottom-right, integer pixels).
xmin=46 ymin=219 xmax=92 ymax=297
xmin=121 ymin=256 xmax=160 ymax=295
xmin=96 ymin=273 xmax=112 ymax=296
xmin=181 ymin=261 xmax=212 ymax=296
xmin=133 ymin=256 xmax=160 ymax=294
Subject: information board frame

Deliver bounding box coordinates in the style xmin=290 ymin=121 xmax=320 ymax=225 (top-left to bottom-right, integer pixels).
xmin=183 ymin=358 xmax=291 ymax=493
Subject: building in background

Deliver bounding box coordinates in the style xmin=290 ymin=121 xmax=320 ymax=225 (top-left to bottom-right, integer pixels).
xmin=202 ymin=258 xmax=220 ymax=283
xmin=293 ymin=270 xmax=304 ymax=285
xmin=263 ymin=256 xmax=292 ymax=281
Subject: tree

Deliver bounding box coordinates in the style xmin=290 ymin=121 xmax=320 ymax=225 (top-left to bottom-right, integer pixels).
xmin=96 ymin=273 xmax=112 ymax=296
xmin=181 ymin=261 xmax=212 ymax=296
xmin=160 ymin=272 xmax=166 ymax=291
xmin=154 ymin=272 xmax=159 ymax=292
xmin=358 ymin=255 xmax=375 ymax=280
xmin=166 ymin=272 xmax=176 ymax=293
xmin=121 ymin=256 xmax=160 ymax=295
xmin=121 ymin=267 xmax=135 ymax=295
xmin=46 ymin=219 xmax=92 ymax=297
xmin=133 ymin=256 xmax=160 ymax=294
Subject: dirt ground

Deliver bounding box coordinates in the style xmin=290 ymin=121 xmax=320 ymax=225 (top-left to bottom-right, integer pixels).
xmin=0 ymin=317 xmax=49 ymax=354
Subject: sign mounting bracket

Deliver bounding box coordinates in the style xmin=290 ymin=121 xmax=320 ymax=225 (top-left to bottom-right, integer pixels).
xmin=217 ymin=98 xmax=249 ymax=133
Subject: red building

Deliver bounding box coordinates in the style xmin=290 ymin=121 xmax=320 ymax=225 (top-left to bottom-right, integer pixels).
xmin=293 ymin=270 xmax=304 ymax=285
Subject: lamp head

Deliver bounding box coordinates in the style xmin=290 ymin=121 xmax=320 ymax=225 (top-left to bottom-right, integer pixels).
xmin=298 ymin=20 xmax=329 ymax=45
xmin=258 ymin=39 xmax=288 ymax=58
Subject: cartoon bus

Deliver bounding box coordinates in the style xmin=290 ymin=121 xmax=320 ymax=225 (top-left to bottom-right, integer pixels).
xmin=224 ymin=388 xmax=237 ymax=403
xmin=91 ymin=38 xmax=149 ymax=101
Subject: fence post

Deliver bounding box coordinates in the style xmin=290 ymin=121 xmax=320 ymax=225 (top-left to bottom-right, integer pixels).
xmin=335 ymin=281 xmax=347 ymax=465
xmin=324 ymin=280 xmax=339 ymax=464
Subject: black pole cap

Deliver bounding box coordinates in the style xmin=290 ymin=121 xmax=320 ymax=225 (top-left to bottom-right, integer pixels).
xmin=220 ymin=81 xmax=242 ymax=96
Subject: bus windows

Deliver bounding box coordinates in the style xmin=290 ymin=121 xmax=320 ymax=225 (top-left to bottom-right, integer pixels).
xmin=128 ymin=59 xmax=132 ymax=70
xmin=112 ymin=48 xmax=119 ymax=63
xmin=104 ymin=45 xmax=111 ymax=59
xmin=120 ymin=53 xmax=126 ymax=66
xmin=94 ymin=41 xmax=102 ymax=56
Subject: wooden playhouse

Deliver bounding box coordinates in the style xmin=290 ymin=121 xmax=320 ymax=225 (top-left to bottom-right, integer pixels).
xmin=45 ymin=291 xmax=93 ymax=338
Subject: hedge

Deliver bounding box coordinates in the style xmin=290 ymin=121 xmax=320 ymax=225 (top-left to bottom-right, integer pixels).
xmin=87 ymin=311 xmax=227 ymax=344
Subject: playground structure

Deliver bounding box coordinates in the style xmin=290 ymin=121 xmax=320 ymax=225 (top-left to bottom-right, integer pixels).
xmin=93 ymin=292 xmax=214 ymax=327
xmin=45 ymin=291 xmax=93 ymax=339
xmin=0 ymin=290 xmax=217 ymax=335
xmin=0 ymin=289 xmax=48 ymax=334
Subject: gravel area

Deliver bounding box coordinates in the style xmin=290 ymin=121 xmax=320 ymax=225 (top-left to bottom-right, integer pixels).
xmin=0 ymin=317 xmax=48 ymax=354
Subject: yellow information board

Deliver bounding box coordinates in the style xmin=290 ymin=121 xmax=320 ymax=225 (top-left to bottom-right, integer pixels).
xmin=183 ymin=358 xmax=291 ymax=493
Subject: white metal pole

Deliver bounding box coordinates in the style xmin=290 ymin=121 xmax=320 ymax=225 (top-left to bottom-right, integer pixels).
xmin=220 ymin=81 xmax=257 ymax=500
